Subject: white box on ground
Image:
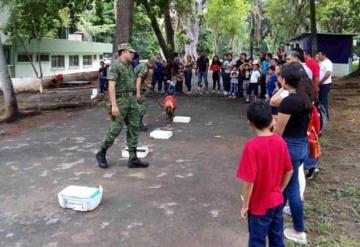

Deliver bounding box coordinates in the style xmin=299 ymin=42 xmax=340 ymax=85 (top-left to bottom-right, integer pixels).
xmin=173 ymin=116 xmax=191 ymax=123
xmin=122 ymin=146 xmax=149 ymax=158
xmin=90 ymin=88 xmax=98 ymax=99
xmin=58 ymin=185 xmax=103 ymax=212
xmin=150 ymin=129 xmax=173 ymax=139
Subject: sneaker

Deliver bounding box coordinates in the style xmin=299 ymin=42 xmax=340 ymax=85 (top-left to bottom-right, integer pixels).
xmin=283 ymin=206 xmax=291 ymax=216
xmin=284 ymin=228 xmax=307 ymax=245
xmin=306 ymin=168 xmax=319 ymax=180
xmin=212 ymin=90 xmax=215 ymax=94
xmin=223 ymin=91 xmax=228 ymax=96
xmin=245 ymin=98 xmax=250 ymax=103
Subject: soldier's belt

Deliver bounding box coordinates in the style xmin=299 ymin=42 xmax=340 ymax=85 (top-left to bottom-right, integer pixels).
xmin=117 ymin=91 xmax=136 ymax=97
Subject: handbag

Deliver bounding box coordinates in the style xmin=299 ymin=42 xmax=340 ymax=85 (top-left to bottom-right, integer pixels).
xmin=309 ymin=127 xmax=321 ymax=159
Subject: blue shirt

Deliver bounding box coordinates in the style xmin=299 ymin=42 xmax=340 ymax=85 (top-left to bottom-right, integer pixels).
xmin=261 ymin=60 xmax=271 ymax=76
xmin=267 ymin=74 xmax=277 ymax=97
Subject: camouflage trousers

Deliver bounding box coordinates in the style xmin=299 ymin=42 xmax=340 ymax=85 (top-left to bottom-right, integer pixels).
xmin=101 ymin=97 xmax=140 ymax=154
xmin=137 ymin=95 xmax=148 ymax=119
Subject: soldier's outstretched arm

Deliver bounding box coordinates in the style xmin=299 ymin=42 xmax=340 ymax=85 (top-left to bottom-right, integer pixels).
xmin=109 ymin=80 xmax=120 ymax=117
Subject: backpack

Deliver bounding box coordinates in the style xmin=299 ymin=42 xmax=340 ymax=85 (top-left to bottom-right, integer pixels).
xmin=315 ymin=101 xmax=328 ymax=130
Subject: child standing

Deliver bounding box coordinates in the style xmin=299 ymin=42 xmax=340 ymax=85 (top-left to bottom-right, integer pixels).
xmin=98 ymin=61 xmax=108 ymax=94
xmin=266 ymin=66 xmax=277 ymax=99
xmin=237 ymin=101 xmax=293 ymax=247
xmin=240 ymin=63 xmax=251 ymax=98
xmin=229 ymin=66 xmax=239 ymax=99
xmin=246 ymin=64 xmax=261 ymax=103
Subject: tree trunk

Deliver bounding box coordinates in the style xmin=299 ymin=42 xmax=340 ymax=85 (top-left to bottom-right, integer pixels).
xmin=214 ymin=30 xmax=220 ymax=55
xmin=182 ymin=0 xmax=205 ymax=60
xmin=143 ymin=0 xmax=173 ymax=62
xmin=309 ymin=0 xmax=317 ymax=57
xmin=0 ymin=36 xmax=19 ymax=122
xmin=249 ymin=12 xmax=255 ymax=58
xmin=163 ymin=0 xmax=175 ymax=52
xmin=113 ymin=0 xmax=134 ymax=54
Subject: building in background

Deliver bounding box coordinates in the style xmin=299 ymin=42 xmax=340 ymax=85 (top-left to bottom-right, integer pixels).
xmin=287 ymin=33 xmax=357 ymax=77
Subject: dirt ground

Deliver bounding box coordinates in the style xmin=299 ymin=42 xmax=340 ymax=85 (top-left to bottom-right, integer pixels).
xmin=0 ymin=78 xmax=359 ymax=246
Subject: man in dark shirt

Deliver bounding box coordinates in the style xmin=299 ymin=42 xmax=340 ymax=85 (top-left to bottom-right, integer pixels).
xmin=196 ymin=52 xmax=209 ymax=93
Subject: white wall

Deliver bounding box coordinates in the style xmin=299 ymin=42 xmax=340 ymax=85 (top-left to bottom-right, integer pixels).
xmin=15 ymin=53 xmax=103 ymax=78
xmin=332 ymin=63 xmax=352 ymax=77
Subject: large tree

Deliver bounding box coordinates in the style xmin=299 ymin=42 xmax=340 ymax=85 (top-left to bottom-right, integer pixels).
xmin=207 ymin=0 xmax=249 ymax=55
xmin=114 ymin=0 xmax=135 ymax=52
xmin=139 ymin=0 xmax=174 ymax=61
xmin=0 ymin=36 xmax=19 ymax=122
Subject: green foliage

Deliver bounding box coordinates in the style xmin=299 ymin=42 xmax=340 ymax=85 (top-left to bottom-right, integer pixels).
xmin=132 ymin=4 xmax=160 ymax=58
xmin=4 ymin=0 xmax=95 ymax=40
xmin=197 ymin=24 xmax=214 ymax=55
xmin=206 ymin=0 xmax=250 ymax=38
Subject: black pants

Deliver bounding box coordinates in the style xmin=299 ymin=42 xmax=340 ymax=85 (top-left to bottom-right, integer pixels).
xmin=237 ymin=75 xmax=244 ymax=97
xmin=212 ymin=71 xmax=221 ymax=90
xmin=152 ymin=73 xmax=163 ymax=91
xmin=260 ymin=76 xmax=266 ymax=99
xmin=247 ymin=83 xmax=259 ymax=96
xmin=176 ymin=80 xmax=183 ymax=93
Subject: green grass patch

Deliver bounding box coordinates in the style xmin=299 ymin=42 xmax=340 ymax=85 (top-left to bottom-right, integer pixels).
xmin=352 ymin=61 xmax=359 ymax=73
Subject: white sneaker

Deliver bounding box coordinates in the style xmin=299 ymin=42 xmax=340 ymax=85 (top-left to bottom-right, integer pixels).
xmin=284 ymin=228 xmax=307 ymax=245
xmin=283 ymin=206 xmax=292 ymax=216
xmin=223 ymin=91 xmax=228 ymax=96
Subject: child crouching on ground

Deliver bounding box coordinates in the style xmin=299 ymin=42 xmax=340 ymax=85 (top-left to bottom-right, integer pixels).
xmin=237 ymin=101 xmax=293 ymax=247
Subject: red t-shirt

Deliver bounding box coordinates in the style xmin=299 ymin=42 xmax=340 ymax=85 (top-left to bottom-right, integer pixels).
xmin=305 ymin=57 xmax=320 ymax=78
xmin=236 ymin=134 xmax=292 ymax=216
xmin=305 ymin=57 xmax=320 ymax=92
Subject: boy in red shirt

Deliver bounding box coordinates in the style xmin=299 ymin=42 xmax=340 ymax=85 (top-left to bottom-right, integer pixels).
xmin=237 ymin=101 xmax=293 ymax=247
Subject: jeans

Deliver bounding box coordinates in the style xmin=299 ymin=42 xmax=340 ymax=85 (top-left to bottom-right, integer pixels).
xmin=230 ymin=83 xmax=238 ymax=97
xmin=319 ymin=84 xmax=331 ymax=118
xmin=152 ymin=73 xmax=163 ymax=91
xmin=304 ymin=157 xmax=320 ymax=170
xmin=99 ymin=78 xmax=107 ymax=93
xmin=284 ymin=137 xmax=309 ymax=232
xmin=184 ymin=71 xmax=192 ymax=92
xmin=248 ymin=205 xmax=285 ymax=247
xmin=223 ymin=73 xmax=231 ymax=92
xmin=198 ymin=71 xmax=208 ymax=88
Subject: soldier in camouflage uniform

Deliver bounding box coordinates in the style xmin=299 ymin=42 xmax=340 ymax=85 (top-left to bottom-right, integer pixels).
xmin=135 ymin=59 xmax=155 ymax=132
xmin=96 ymin=43 xmax=149 ymax=169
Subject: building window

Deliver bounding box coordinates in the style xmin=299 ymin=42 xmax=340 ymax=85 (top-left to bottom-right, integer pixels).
xmin=51 ymin=55 xmax=65 ymax=68
xmin=83 ymin=55 xmax=92 ymax=66
xmin=69 ymin=55 xmax=79 ymax=67
xmin=3 ymin=46 xmax=11 ymax=65
xmin=100 ymin=55 xmax=103 ymax=60
xmin=17 ymin=54 xmax=32 ymax=62
xmin=35 ymin=54 xmax=50 ymax=62
xmin=93 ymin=55 xmax=97 ymax=60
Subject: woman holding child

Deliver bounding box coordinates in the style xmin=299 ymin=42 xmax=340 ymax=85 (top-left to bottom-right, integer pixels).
xmin=274 ymin=63 xmax=312 ymax=245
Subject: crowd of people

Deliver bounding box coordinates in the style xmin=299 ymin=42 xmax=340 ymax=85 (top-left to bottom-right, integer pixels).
xmin=235 ymin=48 xmax=333 ymax=246
xmin=97 ymin=45 xmax=334 ymax=245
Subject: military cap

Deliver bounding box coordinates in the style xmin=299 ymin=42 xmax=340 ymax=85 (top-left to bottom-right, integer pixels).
xmin=117 ymin=43 xmax=136 ymax=52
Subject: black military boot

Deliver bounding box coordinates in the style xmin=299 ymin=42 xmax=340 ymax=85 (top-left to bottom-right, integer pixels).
xmin=139 ymin=117 xmax=149 ymax=132
xmin=128 ymin=152 xmax=149 ymax=168
xmin=96 ymin=148 xmax=109 ymax=169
